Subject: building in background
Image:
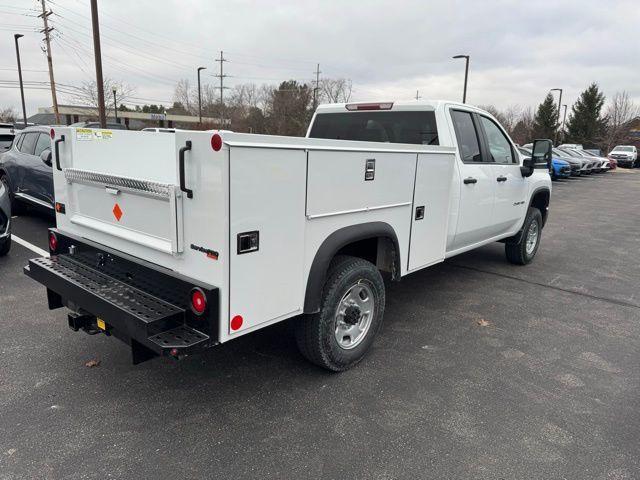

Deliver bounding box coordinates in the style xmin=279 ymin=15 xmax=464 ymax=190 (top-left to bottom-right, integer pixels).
xmin=28 ymin=105 xmax=228 ymax=130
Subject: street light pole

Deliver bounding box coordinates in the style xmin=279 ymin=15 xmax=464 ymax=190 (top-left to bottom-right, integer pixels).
xmin=113 ymin=88 xmax=118 ymax=122
xmin=561 ymin=104 xmax=568 ymax=143
xmin=197 ymin=66 xmax=206 ymax=125
xmin=550 ymin=88 xmax=563 ymax=144
xmin=13 ymin=34 xmax=27 ymax=127
xmin=452 ymin=54 xmax=470 ymax=103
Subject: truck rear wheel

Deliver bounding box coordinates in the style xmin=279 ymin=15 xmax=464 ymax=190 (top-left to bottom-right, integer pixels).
xmin=505 ymin=207 xmax=542 ymax=265
xmin=295 ymin=255 xmax=385 ymax=371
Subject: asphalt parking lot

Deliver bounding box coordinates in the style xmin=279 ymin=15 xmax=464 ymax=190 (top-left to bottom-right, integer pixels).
xmin=1 ymin=170 xmax=639 ymax=480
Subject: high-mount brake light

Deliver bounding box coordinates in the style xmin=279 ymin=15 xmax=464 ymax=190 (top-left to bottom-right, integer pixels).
xmin=190 ymin=288 xmax=207 ymax=315
xmin=48 ymin=231 xmax=58 ymax=252
xmin=345 ymin=102 xmax=394 ymax=111
xmin=50 ymin=128 xmax=55 ymax=139
xmin=211 ymin=133 xmax=223 ymax=152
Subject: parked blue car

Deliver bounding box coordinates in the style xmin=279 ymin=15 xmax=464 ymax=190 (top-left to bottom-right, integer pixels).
xmin=518 ymin=147 xmax=570 ymax=180
xmin=550 ymin=157 xmax=571 ymax=179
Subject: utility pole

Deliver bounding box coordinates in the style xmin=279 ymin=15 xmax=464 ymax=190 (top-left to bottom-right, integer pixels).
xmin=90 ymin=0 xmax=106 ymax=128
xmin=14 ymin=34 xmax=27 ymax=126
xmin=39 ymin=0 xmax=60 ymax=124
xmin=113 ymin=88 xmax=117 ymax=122
xmin=415 ymin=90 xmax=421 ymax=101
xmin=214 ymin=51 xmax=228 ymax=126
xmin=452 ymin=54 xmax=470 ymax=103
xmin=312 ymin=63 xmax=321 ymax=110
xmin=197 ymin=66 xmax=206 ymax=125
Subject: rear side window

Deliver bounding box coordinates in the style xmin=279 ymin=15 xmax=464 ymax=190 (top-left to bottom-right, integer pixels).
xmin=450 ymin=110 xmax=483 ymax=163
xmin=309 ymin=111 xmax=439 ymax=145
xmin=34 ymin=133 xmax=51 ymax=156
xmin=19 ymin=132 xmax=38 ymax=155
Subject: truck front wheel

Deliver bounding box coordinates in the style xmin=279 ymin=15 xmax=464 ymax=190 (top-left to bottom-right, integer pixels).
xmin=295 ymin=255 xmax=385 ymax=371
xmin=505 ymin=207 xmax=542 ymax=265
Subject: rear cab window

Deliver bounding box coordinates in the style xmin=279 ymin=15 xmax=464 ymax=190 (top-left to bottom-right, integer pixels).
xmin=308 ymin=110 xmax=439 ymax=145
xmin=450 ymin=110 xmax=483 ymax=163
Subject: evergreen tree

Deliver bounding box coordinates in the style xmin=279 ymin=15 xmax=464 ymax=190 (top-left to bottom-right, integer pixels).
xmin=532 ymin=93 xmax=559 ymax=141
xmin=565 ymin=83 xmax=607 ymax=147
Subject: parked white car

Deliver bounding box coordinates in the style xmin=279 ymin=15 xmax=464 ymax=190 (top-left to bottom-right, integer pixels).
xmin=558 ymin=143 xmax=583 ymax=150
xmin=25 ymin=100 xmax=552 ymax=371
xmin=608 ymin=145 xmax=638 ymax=168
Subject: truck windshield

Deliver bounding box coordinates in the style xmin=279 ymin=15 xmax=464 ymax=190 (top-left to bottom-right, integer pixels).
xmin=613 ymin=146 xmax=633 ymax=152
xmin=308 ymin=111 xmax=439 ymax=145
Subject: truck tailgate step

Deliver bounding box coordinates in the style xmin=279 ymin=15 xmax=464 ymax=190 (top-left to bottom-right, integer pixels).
xmin=25 ymin=254 xmax=185 ymax=336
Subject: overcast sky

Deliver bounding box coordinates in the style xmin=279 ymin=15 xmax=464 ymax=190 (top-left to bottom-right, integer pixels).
xmin=2 ymin=0 xmax=639 ymax=117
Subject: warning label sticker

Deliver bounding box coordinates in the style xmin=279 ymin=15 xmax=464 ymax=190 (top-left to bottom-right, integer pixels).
xmin=76 ymin=128 xmax=93 ymax=141
xmin=76 ymin=128 xmax=113 ymax=141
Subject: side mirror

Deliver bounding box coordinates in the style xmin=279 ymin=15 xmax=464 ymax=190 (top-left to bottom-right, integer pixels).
xmin=41 ymin=149 xmax=52 ymax=166
xmin=521 ymin=139 xmax=552 ymax=177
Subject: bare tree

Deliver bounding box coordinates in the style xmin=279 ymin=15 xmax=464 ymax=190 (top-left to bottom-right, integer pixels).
xmin=319 ymin=78 xmax=353 ymax=104
xmin=511 ymin=107 xmax=535 ymax=146
xmin=67 ymin=78 xmax=135 ymax=112
xmin=603 ymin=91 xmax=638 ymax=151
xmin=0 ymin=107 xmax=17 ymax=123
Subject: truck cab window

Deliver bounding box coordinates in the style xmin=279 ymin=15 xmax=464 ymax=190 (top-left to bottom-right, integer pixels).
xmin=309 ymin=111 xmax=439 ymax=145
xmin=450 ymin=110 xmax=482 ymax=163
xmin=479 ymin=116 xmax=515 ymax=164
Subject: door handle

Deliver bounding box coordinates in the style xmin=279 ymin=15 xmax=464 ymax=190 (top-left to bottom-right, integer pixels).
xmin=179 ymin=140 xmax=193 ymax=199
xmin=54 ymin=135 xmax=65 ymax=171
xmin=497 ymin=175 xmax=508 ymax=182
xmin=463 ymin=177 xmax=477 ymax=184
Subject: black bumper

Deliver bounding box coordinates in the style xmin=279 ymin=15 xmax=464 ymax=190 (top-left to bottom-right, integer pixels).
xmin=24 ymin=230 xmax=219 ymax=364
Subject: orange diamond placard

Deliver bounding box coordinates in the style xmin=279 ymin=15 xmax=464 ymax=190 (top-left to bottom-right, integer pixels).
xmin=112 ymin=203 xmax=123 ymax=221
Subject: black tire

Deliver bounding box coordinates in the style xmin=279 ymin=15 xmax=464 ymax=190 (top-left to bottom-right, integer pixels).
xmin=295 ymin=255 xmax=385 ymax=372
xmin=505 ymin=207 xmax=542 ymax=265
xmin=0 ymin=234 xmax=10 ymax=257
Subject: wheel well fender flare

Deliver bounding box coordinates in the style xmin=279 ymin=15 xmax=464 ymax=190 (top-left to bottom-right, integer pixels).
xmin=303 ymin=222 xmax=401 ymax=314
xmin=507 ymin=187 xmax=550 ymax=244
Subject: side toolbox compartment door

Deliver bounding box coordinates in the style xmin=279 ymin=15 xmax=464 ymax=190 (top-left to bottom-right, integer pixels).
xmin=227 ymin=146 xmax=307 ymax=335
xmin=408 ymin=152 xmax=455 ymax=271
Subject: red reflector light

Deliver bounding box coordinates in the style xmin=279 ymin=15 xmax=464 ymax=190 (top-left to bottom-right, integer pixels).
xmin=48 ymin=232 xmax=58 ymax=252
xmin=190 ymin=288 xmax=206 ymax=315
xmin=211 ymin=133 xmax=222 ymax=151
xmin=345 ymin=102 xmax=393 ymax=111
xmin=50 ymin=128 xmax=55 ymax=139
xmin=230 ymin=315 xmax=243 ymax=331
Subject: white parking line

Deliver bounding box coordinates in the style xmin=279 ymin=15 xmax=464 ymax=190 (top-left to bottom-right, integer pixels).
xmin=11 ymin=235 xmax=50 ymax=257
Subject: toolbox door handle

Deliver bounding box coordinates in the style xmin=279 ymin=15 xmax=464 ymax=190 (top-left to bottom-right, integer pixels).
xmin=179 ymin=140 xmax=193 ymax=199
xmin=54 ymin=135 xmax=65 ymax=171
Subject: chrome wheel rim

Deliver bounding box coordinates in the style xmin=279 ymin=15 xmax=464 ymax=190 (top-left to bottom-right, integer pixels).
xmin=525 ymin=220 xmax=539 ymax=255
xmin=334 ymin=282 xmax=375 ymax=350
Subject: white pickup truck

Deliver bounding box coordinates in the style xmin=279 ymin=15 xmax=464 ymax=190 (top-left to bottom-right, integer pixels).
xmin=25 ymin=100 xmax=552 ymax=371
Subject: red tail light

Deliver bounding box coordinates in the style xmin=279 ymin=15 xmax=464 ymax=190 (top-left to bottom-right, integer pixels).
xmin=50 ymin=128 xmax=55 ymax=139
xmin=230 ymin=315 xmax=243 ymax=331
xmin=190 ymin=288 xmax=206 ymax=315
xmin=48 ymin=231 xmax=58 ymax=252
xmin=345 ymin=102 xmax=393 ymax=111
xmin=211 ymin=133 xmax=222 ymax=151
